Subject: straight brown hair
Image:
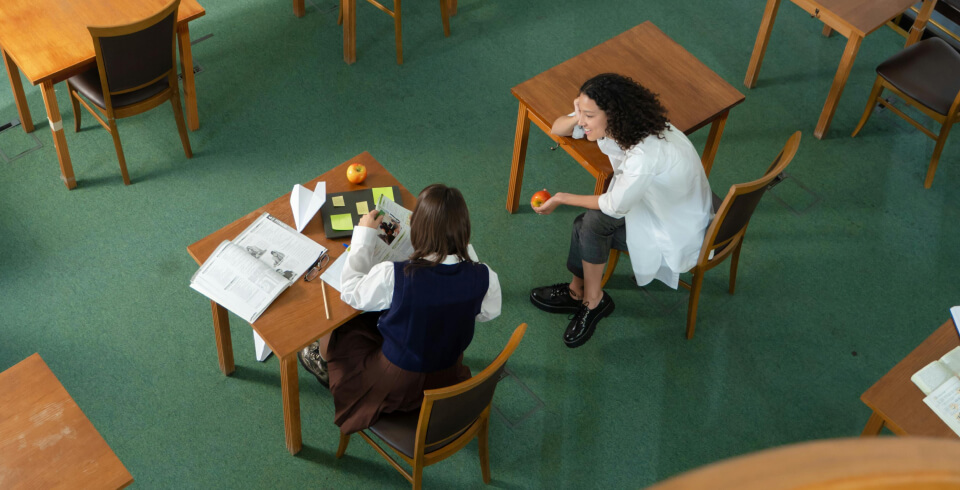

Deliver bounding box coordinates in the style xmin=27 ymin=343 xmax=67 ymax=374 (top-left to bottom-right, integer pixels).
xmin=405 ymin=184 xmax=474 ymax=273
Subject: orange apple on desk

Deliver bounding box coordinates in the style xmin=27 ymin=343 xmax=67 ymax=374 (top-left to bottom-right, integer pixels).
xmin=346 ymin=163 xmax=367 ymax=184
xmin=531 ymin=189 xmax=551 ymax=208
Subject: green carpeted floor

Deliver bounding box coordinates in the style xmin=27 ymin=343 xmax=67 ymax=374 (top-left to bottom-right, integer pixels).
xmin=2 ymin=0 xmax=958 ymax=487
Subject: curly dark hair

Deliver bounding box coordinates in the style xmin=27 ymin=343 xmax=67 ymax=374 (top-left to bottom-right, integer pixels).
xmin=579 ymin=73 xmax=669 ymax=150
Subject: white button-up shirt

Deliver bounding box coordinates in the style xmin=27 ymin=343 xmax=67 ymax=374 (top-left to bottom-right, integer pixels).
xmin=577 ymin=124 xmax=713 ymax=288
xmin=340 ymin=226 xmax=502 ymax=320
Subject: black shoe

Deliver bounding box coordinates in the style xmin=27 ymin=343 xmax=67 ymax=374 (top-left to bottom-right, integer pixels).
xmin=530 ymin=282 xmax=582 ymax=314
xmin=298 ymin=342 xmax=329 ymax=389
xmin=563 ymin=292 xmax=615 ymax=348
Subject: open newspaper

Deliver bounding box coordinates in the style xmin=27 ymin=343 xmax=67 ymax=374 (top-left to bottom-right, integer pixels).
xmin=190 ymin=213 xmax=326 ymax=323
xmin=321 ymin=195 xmax=412 ymax=292
xmin=911 ymin=345 xmax=960 ymax=436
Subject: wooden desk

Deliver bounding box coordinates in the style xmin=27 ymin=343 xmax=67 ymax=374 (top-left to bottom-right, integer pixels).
xmin=187 ymin=152 xmax=416 ymax=455
xmin=0 ymin=0 xmax=205 ymax=190
xmin=0 ymin=354 xmax=133 ymax=489
xmin=744 ymin=0 xmax=938 ymax=140
xmin=505 ymin=22 xmax=745 ymax=213
xmin=860 ymin=319 xmax=960 ymax=438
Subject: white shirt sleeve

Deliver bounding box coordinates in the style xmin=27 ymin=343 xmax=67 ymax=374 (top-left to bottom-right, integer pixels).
xmin=567 ymin=111 xmax=585 ymax=139
xmin=598 ymin=151 xmax=656 ymax=219
xmin=339 ymin=226 xmax=395 ymax=311
xmin=477 ymin=267 xmax=502 ymax=322
xmin=466 ymin=244 xmax=502 ymax=322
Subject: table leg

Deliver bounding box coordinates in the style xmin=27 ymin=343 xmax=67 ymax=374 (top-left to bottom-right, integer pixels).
xmin=860 ymin=411 xmax=885 ymax=436
xmin=293 ymin=0 xmax=305 ymax=17
xmin=593 ymin=173 xmax=612 ymax=195
xmin=177 ymin=23 xmax=200 ymax=131
xmin=2 ymin=49 xmax=33 ymax=133
xmin=38 ymin=81 xmax=76 ymax=189
xmin=744 ymin=0 xmax=782 ymax=89
xmin=506 ymin=102 xmax=531 ymax=213
xmin=281 ymin=354 xmax=302 ymax=454
xmin=343 ymin=0 xmax=356 ymax=64
xmin=906 ymin=0 xmax=938 ymax=47
xmin=813 ymin=34 xmax=862 ymax=139
xmin=821 ymin=25 xmax=833 ymax=37
xmin=210 ymin=301 xmax=235 ymax=375
xmin=700 ymin=109 xmax=730 ymax=178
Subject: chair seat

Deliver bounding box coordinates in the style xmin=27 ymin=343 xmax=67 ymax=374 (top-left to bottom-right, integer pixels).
xmin=68 ymin=67 xmax=169 ymax=110
xmin=877 ymin=37 xmax=960 ymax=116
xmin=368 ymin=409 xmax=472 ymax=459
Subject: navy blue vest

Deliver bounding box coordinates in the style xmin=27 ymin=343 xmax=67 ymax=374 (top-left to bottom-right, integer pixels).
xmin=378 ymin=261 xmax=489 ymax=373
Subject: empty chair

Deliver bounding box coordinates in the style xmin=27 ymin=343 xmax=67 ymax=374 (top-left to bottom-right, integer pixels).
xmin=851 ymin=37 xmax=960 ymax=188
xmin=67 ymin=0 xmax=192 ymax=186
xmin=601 ymin=132 xmax=801 ymax=339
xmin=336 ymin=323 xmax=526 ymax=489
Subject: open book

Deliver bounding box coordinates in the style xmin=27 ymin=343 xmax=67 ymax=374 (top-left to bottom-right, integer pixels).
xmin=190 ymin=213 xmax=326 ymax=323
xmin=911 ymin=345 xmax=960 ymax=436
xmin=321 ymin=195 xmax=413 ymax=292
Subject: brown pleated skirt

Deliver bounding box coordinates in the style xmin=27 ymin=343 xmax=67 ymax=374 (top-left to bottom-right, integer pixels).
xmin=326 ymin=313 xmax=471 ymax=435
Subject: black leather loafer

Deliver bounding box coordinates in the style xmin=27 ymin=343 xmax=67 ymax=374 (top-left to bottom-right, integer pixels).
xmin=298 ymin=342 xmax=329 ymax=389
xmin=563 ymin=292 xmax=615 ymax=348
xmin=530 ymin=282 xmax=582 ymax=314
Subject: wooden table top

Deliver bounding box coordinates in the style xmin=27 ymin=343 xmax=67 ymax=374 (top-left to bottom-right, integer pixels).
xmin=649 ymin=437 xmax=960 ymax=489
xmin=0 ymin=354 xmax=133 ymax=489
xmin=860 ymin=319 xmax=960 ymax=437
xmin=511 ymin=21 xmax=744 ymax=175
xmin=804 ymin=0 xmax=920 ymax=36
xmin=187 ymin=152 xmax=417 ymax=359
xmin=0 ymin=0 xmax=205 ymax=85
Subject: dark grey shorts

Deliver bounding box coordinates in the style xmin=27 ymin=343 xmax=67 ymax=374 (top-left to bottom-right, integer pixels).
xmin=566 ymin=210 xmax=628 ymax=278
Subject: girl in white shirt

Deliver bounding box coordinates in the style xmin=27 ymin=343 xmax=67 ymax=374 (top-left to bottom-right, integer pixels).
xmin=530 ymin=73 xmax=712 ymax=348
xmin=299 ymin=184 xmax=502 ymax=434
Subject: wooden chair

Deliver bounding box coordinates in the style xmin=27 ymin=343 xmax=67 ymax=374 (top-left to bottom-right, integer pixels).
xmin=851 ymin=37 xmax=960 ymax=188
xmin=338 ymin=0 xmax=457 ymax=64
xmin=336 ymin=323 xmax=527 ymax=490
xmin=601 ymin=132 xmax=801 ymax=339
xmin=67 ymin=0 xmax=192 ymax=186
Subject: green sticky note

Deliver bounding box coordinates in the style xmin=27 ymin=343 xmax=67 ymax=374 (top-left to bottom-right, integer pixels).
xmin=330 ymin=214 xmax=354 ymax=231
xmin=371 ymin=187 xmax=394 ymax=206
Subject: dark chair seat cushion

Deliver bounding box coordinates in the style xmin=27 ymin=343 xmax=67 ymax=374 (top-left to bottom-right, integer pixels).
xmin=877 ymin=37 xmax=960 ymax=116
xmin=368 ymin=409 xmax=473 ymax=459
xmin=68 ymin=67 xmax=169 ymax=110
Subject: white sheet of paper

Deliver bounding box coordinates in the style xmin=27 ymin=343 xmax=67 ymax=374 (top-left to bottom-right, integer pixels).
xmin=320 ymin=249 xmax=348 ymax=293
xmin=291 ymin=182 xmax=327 ymax=232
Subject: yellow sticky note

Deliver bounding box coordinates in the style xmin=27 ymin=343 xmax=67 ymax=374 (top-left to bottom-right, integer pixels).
xmin=356 ymin=201 xmax=369 ymax=215
xmin=371 ymin=187 xmax=394 ymax=206
xmin=330 ymin=214 xmax=354 ymax=231
xmin=332 ymin=195 xmax=345 ymax=207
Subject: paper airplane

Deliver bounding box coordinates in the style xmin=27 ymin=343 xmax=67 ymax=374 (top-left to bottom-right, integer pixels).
xmin=291 ymin=182 xmax=326 ymax=232
xmin=253 ymin=331 xmax=272 ymax=362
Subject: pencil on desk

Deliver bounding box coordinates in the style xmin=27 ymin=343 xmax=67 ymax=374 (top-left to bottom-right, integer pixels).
xmin=321 ymin=281 xmax=331 ymax=320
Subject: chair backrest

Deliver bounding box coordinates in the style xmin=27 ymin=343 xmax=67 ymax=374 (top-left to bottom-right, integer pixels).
xmin=88 ymin=0 xmax=180 ymax=101
xmin=414 ymin=323 xmax=527 ymax=455
xmin=700 ymin=132 xmax=801 ymax=262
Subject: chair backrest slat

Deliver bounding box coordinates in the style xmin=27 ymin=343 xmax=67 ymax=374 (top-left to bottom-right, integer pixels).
xmin=417 ymin=324 xmax=527 ymax=453
xmin=89 ymin=0 xmax=179 ymax=95
xmin=704 ymin=132 xmax=801 ymax=256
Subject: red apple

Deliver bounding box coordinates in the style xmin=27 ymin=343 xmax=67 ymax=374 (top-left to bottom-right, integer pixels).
xmin=531 ymin=189 xmax=551 ymax=208
xmin=346 ymin=163 xmax=367 ymax=184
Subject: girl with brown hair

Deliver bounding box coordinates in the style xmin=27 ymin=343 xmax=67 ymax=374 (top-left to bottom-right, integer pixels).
xmin=299 ymin=184 xmax=502 ymax=435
